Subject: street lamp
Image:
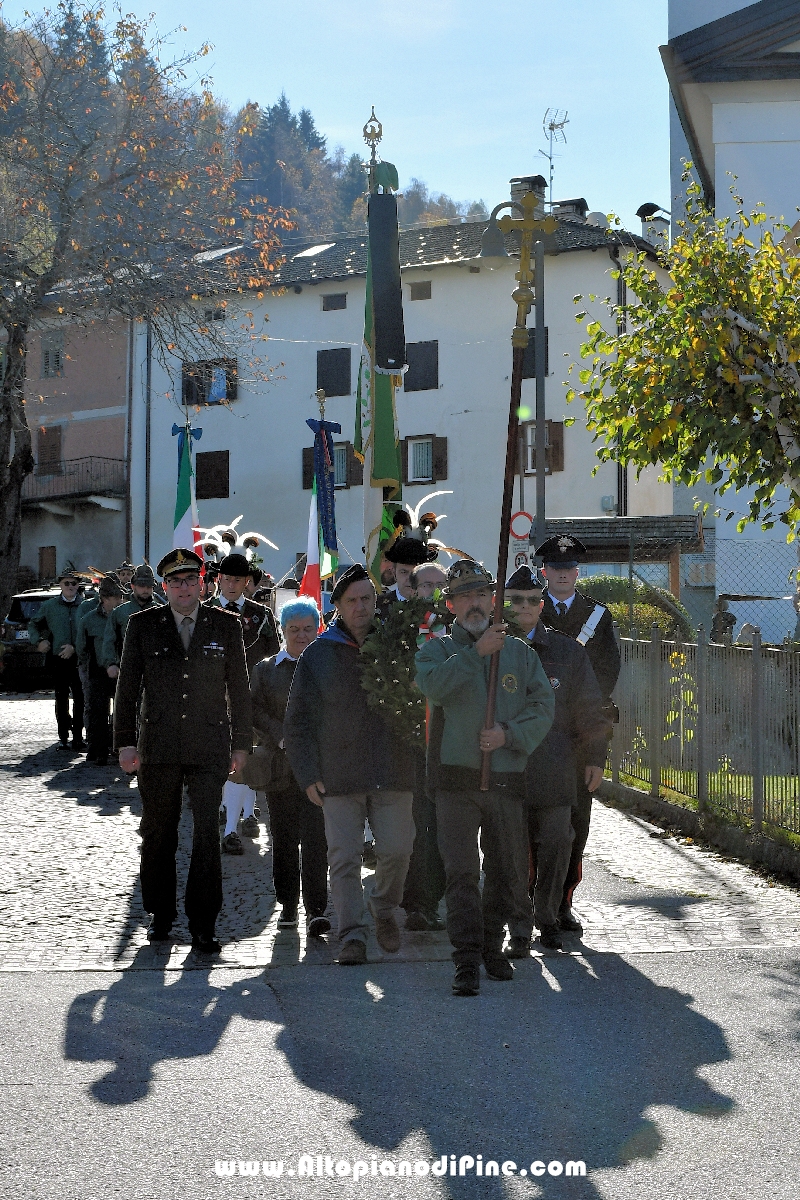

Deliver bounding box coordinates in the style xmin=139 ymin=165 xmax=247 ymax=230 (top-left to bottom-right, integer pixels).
xmin=478 ymin=185 xmax=556 ymax=789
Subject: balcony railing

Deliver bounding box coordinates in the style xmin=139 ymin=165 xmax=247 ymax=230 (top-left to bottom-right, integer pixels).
xmin=22 ymin=457 xmax=127 ymax=503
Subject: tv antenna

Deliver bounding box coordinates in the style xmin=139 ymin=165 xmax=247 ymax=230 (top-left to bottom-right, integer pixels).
xmin=539 ymin=109 xmax=569 ymax=208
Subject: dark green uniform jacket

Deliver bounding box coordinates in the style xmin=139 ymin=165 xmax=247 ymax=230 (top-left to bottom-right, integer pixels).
xmin=206 ymin=596 xmax=280 ymax=672
xmin=541 ymin=589 xmax=620 ymax=701
xmin=101 ymin=594 xmax=163 ymax=669
xmin=113 ymin=604 xmax=252 ymax=765
xmin=76 ymin=601 xmax=114 ymax=672
xmin=29 ymin=595 xmax=82 ymax=653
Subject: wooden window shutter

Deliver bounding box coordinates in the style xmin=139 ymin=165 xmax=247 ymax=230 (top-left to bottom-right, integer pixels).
xmin=547 ymin=421 xmax=564 ymax=472
xmin=401 ymin=437 xmax=409 ymax=485
xmin=346 ymin=443 xmax=363 ymax=486
xmin=37 ymin=426 xmax=62 ymax=475
xmin=432 ymin=436 xmax=448 ymax=482
xmin=302 ymin=446 xmax=314 ymax=490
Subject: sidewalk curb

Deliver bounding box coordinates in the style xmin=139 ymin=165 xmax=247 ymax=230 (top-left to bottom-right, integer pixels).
xmin=599 ymin=780 xmax=800 ymax=885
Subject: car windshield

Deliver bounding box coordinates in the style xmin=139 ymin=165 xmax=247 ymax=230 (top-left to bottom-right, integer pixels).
xmin=7 ymin=599 xmax=43 ymax=621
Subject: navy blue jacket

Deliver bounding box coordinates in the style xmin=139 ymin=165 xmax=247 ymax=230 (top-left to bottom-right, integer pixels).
xmin=284 ymin=618 xmax=414 ymax=796
xmin=526 ymin=624 xmax=611 ymax=808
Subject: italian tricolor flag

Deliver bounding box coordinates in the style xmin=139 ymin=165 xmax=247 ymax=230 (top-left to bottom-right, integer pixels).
xmin=173 ymin=428 xmax=202 ymax=557
xmin=299 ymin=477 xmax=338 ymax=615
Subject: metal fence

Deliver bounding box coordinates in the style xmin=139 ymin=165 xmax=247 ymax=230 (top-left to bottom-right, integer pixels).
xmin=611 ymin=628 xmax=800 ymax=836
xmin=21 ymin=457 xmax=126 ymax=502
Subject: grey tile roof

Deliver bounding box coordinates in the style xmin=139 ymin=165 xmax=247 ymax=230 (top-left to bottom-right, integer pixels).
xmin=257 ymin=218 xmax=654 ymax=289
xmin=542 ymin=516 xmax=705 ymax=563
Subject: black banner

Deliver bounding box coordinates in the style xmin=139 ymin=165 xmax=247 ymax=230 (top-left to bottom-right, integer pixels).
xmin=368 ymin=192 xmax=407 ymax=375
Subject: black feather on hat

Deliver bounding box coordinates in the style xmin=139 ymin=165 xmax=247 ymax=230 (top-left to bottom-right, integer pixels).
xmin=384 ymin=536 xmax=438 ymax=566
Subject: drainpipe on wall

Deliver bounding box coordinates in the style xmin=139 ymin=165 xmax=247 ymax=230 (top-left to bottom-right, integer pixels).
xmin=144 ymin=319 xmax=152 ymax=561
xmin=125 ymin=319 xmax=134 ymax=561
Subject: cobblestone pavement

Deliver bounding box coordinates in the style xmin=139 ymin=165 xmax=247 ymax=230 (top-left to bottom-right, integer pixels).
xmin=3 ymin=692 xmax=800 ymax=972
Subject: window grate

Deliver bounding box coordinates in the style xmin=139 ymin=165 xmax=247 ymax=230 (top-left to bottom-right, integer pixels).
xmin=409 ymin=438 xmax=433 ymax=482
xmin=334 ymin=444 xmax=348 ymax=487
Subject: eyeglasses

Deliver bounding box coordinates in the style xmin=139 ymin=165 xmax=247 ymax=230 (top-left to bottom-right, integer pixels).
xmin=61 ymin=580 xmax=78 ymax=587
xmin=166 ymin=576 xmax=199 ymax=588
xmin=508 ymin=594 xmax=543 ymax=606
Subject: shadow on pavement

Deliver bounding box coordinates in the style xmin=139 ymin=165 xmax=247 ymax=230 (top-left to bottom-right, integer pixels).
xmin=267 ymin=952 xmax=734 ymax=1197
xmin=63 ymin=948 xmax=268 ymax=1105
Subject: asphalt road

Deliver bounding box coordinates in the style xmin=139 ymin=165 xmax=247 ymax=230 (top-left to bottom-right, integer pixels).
xmin=1 ymin=694 xmax=799 ymax=1199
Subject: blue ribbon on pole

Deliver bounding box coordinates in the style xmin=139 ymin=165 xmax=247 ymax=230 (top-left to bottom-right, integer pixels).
xmin=306 ymin=417 xmax=341 ymax=557
xmin=172 ymin=422 xmax=203 ymax=470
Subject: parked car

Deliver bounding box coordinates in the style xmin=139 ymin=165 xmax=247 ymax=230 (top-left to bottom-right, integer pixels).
xmin=0 ymin=587 xmax=62 ymax=691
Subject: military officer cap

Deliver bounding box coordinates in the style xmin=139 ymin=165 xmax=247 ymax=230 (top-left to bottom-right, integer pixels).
xmin=331 ymin=563 xmax=373 ymax=602
xmin=217 ymin=552 xmax=251 ymax=577
xmin=98 ymin=576 xmax=123 ymax=598
xmin=443 ymin=559 xmax=496 ymax=597
xmin=505 ymin=565 xmax=543 ymax=592
xmin=384 ymin=536 xmax=438 ymax=566
xmin=132 ymin=562 xmax=156 ymax=585
xmin=535 ymin=534 xmax=587 ymax=569
xmin=156 ymin=547 xmax=202 ymax=578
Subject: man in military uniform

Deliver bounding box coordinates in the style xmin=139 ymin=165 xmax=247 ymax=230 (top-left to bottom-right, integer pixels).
xmin=115 ymin=561 xmax=135 ymax=594
xmin=504 ymin=566 xmax=610 ymax=951
xmin=76 ymin=576 xmax=124 ymax=765
xmin=416 ymin=560 xmax=555 ymax=996
xmin=113 ymin=548 xmax=252 ymax=953
xmin=537 ymin=534 xmax=621 ymax=931
xmin=29 ymin=565 xmax=86 ymax=749
xmin=102 ymin=563 xmax=165 ymax=680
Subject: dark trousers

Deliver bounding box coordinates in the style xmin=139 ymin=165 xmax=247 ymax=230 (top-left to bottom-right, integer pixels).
xmin=402 ymin=755 xmax=446 ymax=918
xmin=265 ymin=783 xmax=328 ymax=917
xmin=562 ymin=762 xmax=594 ymax=908
xmin=86 ymin=671 xmax=115 ymax=760
xmin=137 ymin=762 xmax=229 ymax=935
xmin=51 ymin=656 xmax=84 ymax=743
xmin=436 ymin=787 xmax=528 ymax=966
xmin=525 ymin=804 xmax=574 ymax=932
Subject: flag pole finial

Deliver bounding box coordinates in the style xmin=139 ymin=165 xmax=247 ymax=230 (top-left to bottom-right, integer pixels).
xmin=363 ymin=106 xmax=382 ymax=161
xmin=315 ymin=388 xmax=326 ymax=420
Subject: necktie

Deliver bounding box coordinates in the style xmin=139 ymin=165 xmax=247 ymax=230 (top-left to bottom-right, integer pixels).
xmin=226 ymin=601 xmax=238 ymax=613
xmin=180 ymin=615 xmax=193 ymax=651
xmin=557 ymin=602 xmax=568 ymax=618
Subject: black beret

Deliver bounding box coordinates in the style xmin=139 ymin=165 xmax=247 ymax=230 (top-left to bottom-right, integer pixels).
xmin=217 ymin=553 xmax=251 ymax=577
xmin=331 ymin=563 xmax=373 ymax=602
xmin=505 ymin=566 xmax=542 ymax=591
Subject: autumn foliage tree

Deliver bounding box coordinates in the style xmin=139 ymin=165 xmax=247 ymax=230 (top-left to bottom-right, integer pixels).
xmin=569 ymin=177 xmax=800 ymax=536
xmin=0 ymin=3 xmax=289 ymax=618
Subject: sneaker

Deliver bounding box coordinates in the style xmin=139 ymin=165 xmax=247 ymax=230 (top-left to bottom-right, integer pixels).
xmin=504 ymin=936 xmax=531 ymax=959
xmin=452 ymin=964 xmax=480 ymax=996
xmin=241 ymin=815 xmax=260 ymax=837
xmin=307 ymin=915 xmax=332 ymax=938
xmin=539 ymin=925 xmax=564 ymax=951
xmin=277 ymin=907 xmax=298 ymax=929
xmin=191 ymin=933 xmax=222 ymax=955
xmin=558 ymin=907 xmax=583 ymax=933
xmin=483 ymin=951 xmax=514 ymax=981
xmin=404 ymin=910 xmax=429 ymax=932
xmin=338 ymin=939 xmax=367 ymax=965
xmin=374 ymin=913 xmax=401 ymax=953
xmin=146 ymin=919 xmax=173 ymax=942
xmin=221 ymin=831 xmax=244 ymax=855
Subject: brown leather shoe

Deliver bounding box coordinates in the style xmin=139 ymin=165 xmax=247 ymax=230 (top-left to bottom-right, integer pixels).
xmin=374 ymin=914 xmax=401 ymax=953
xmin=338 ymin=939 xmax=367 ymax=965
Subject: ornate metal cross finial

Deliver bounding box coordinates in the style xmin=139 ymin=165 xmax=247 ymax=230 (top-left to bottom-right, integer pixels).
xmin=363 ymin=106 xmax=382 ymax=163
xmin=315 ymin=387 xmax=326 ymax=420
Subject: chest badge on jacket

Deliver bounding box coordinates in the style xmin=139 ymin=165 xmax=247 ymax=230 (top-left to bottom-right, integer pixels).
xmin=501 ymin=673 xmax=518 ymax=693
xmin=549 ymin=677 xmax=561 ymax=689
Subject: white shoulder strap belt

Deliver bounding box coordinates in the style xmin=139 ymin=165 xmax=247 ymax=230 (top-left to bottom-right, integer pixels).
xmin=576 ymin=604 xmax=605 ymax=646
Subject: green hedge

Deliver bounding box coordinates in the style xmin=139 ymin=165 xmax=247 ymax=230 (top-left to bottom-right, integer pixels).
xmin=580 ymin=574 xmax=694 ymax=641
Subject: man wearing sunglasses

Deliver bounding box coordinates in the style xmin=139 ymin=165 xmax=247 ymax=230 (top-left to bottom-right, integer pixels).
xmin=416 ymin=559 xmax=554 ymax=996
xmin=29 ymin=565 xmax=86 ymax=749
xmin=113 ymin=548 xmax=252 ymax=954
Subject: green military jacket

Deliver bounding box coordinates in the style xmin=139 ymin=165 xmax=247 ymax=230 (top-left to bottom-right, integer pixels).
xmin=101 ymin=595 xmax=163 ymax=669
xmin=415 ymin=619 xmax=554 ymax=774
xmin=76 ymin=601 xmax=113 ymax=671
xmin=29 ymin=595 xmax=83 ymax=654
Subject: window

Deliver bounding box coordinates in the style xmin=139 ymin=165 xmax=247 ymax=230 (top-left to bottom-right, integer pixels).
xmin=36 ymin=425 xmax=62 ymax=475
xmin=409 ymin=281 xmax=431 ymax=301
xmin=38 ymin=546 xmax=57 ymax=582
xmin=41 ymin=334 xmax=64 ymax=379
xmin=203 ymin=308 xmax=226 ymax=321
xmin=401 ymin=435 xmax=448 ymax=484
xmin=195 ymin=450 xmax=230 ymax=499
xmin=182 ymin=359 xmax=237 ymax=406
xmin=408 ymin=438 xmax=433 ymax=482
xmin=322 ymin=293 xmax=347 ymax=311
xmin=517 ymin=421 xmax=564 ymax=474
xmin=303 ymin=442 xmax=363 ymax=489
xmin=521 ymin=326 xmax=549 ymax=378
xmin=404 ymin=341 xmax=438 ymax=392
xmin=316 ymin=347 xmax=351 ymax=397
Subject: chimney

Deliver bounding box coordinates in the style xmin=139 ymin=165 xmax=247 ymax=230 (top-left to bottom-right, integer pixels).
xmin=510 ymin=175 xmax=547 ymax=217
xmin=636 ymin=202 xmax=670 ymax=247
xmin=552 ymin=198 xmax=589 ymax=223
